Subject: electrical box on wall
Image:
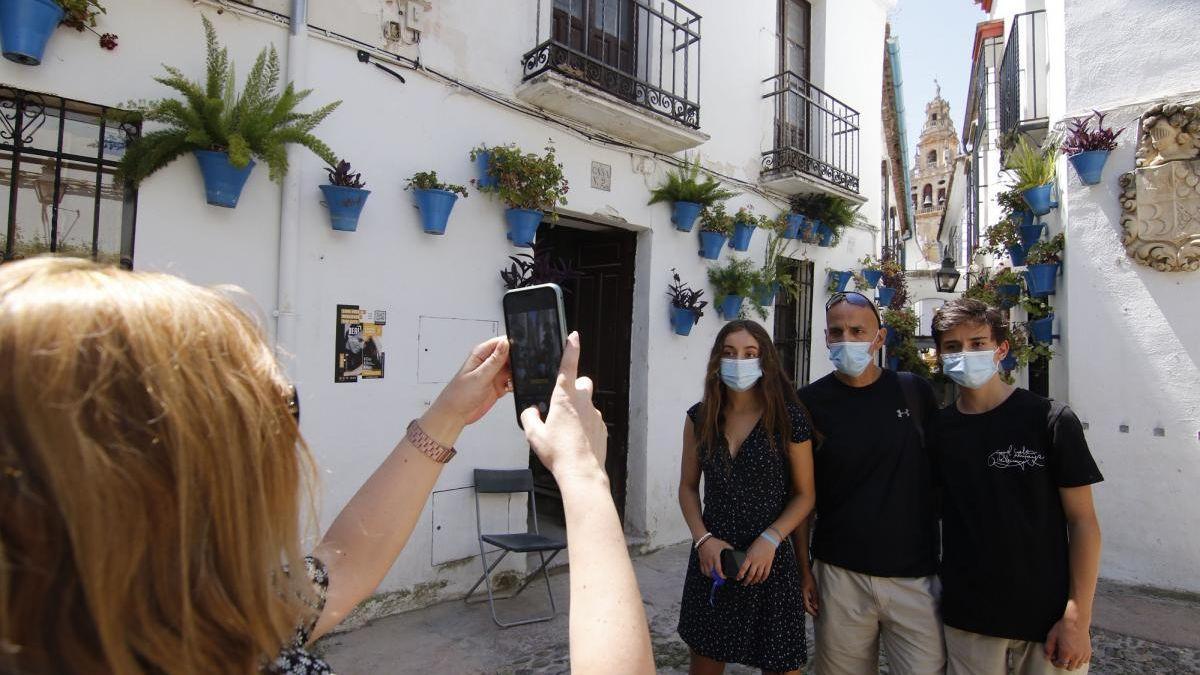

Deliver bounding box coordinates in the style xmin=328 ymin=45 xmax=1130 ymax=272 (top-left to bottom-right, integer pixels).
xmin=302 ymin=0 xmax=422 ymax=57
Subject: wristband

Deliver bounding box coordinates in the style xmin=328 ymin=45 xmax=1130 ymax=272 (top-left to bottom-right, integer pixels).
xmin=694 ymin=532 xmax=714 ymax=550
xmin=405 ymin=419 xmax=457 ymax=464
xmin=759 ymin=530 xmax=780 ymax=547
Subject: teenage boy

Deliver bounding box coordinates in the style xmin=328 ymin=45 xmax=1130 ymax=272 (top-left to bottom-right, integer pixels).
xmin=796 ymin=291 xmax=945 ymax=674
xmin=931 ymin=299 xmax=1103 ymax=674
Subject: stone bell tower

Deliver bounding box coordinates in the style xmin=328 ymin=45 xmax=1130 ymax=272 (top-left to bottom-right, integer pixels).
xmin=909 ymin=82 xmax=960 ymax=263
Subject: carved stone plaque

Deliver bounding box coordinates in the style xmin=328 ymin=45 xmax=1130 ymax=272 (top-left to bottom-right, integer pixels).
xmin=1119 ymin=100 xmax=1200 ymax=271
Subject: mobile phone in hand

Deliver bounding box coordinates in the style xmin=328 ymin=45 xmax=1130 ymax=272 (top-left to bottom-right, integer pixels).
xmin=502 ymin=283 xmax=568 ymax=428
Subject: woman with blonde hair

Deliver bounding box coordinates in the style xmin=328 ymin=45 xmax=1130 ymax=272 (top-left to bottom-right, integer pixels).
xmin=0 ymin=257 xmax=653 ymax=674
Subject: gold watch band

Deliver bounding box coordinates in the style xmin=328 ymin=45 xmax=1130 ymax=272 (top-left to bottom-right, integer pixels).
xmin=406 ymin=419 xmax=457 ymax=464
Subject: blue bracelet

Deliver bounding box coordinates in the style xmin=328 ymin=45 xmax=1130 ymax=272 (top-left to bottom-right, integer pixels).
xmin=759 ymin=530 xmax=780 ymax=547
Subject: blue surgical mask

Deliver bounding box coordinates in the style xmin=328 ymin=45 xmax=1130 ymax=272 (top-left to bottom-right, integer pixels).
xmin=720 ymin=358 xmax=762 ymax=391
xmin=941 ymin=350 xmax=998 ymax=389
xmin=828 ymin=342 xmax=874 ymax=377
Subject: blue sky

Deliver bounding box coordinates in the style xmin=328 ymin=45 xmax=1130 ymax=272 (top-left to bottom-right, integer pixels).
xmin=888 ymin=0 xmax=987 ymax=161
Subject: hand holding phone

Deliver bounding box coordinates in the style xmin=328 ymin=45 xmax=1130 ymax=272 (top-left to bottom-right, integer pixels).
xmin=520 ymin=331 xmax=609 ymax=480
xmin=503 ymin=284 xmax=568 ymax=427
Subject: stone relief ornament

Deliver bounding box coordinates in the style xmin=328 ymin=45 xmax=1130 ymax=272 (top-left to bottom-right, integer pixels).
xmin=1119 ymin=100 xmax=1200 ymax=271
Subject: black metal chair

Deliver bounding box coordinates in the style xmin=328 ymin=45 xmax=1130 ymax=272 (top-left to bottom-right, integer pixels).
xmin=463 ymin=468 xmax=566 ymax=628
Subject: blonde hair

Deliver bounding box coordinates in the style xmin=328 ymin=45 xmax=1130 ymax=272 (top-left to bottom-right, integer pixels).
xmin=0 ymin=257 xmax=317 ymax=674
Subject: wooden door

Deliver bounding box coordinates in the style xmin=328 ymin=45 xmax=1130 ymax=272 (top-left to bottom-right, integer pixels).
xmin=777 ymin=0 xmax=812 ymax=153
xmin=530 ymin=221 xmax=636 ymax=521
xmin=552 ymin=0 xmax=637 ymax=75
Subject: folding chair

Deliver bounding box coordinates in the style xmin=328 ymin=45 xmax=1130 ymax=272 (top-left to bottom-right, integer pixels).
xmin=463 ymin=468 xmax=566 ymax=628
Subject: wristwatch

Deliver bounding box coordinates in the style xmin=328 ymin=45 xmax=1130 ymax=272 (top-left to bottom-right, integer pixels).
xmin=406 ymin=419 xmax=457 ymax=464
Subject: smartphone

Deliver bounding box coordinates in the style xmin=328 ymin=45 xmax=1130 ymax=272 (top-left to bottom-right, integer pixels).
xmin=503 ymin=283 xmax=568 ymax=428
xmin=720 ymin=548 xmax=747 ymax=581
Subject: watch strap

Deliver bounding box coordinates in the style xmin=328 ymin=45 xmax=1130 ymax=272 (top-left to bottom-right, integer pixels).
xmin=406 ymin=419 xmax=457 ymax=464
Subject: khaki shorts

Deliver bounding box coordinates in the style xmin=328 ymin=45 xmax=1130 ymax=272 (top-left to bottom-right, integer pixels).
xmin=812 ymin=560 xmax=946 ymax=675
xmin=944 ymin=625 xmax=1089 ymax=675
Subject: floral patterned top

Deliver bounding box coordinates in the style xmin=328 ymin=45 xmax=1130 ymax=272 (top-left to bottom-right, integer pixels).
xmin=265 ymin=557 xmax=335 ymax=674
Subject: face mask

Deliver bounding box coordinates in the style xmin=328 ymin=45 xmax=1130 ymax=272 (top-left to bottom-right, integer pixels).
xmin=828 ymin=341 xmax=874 ymax=377
xmin=941 ymin=349 xmax=998 ymax=389
xmin=720 ymin=358 xmax=762 ymax=391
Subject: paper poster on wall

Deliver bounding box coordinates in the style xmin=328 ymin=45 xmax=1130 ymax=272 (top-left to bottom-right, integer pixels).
xmin=335 ymin=304 xmax=386 ymax=383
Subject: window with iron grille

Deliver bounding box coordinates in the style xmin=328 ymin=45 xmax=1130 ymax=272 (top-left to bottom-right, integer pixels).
xmin=0 ymin=87 xmax=139 ymax=267
xmin=773 ymin=259 xmax=815 ymax=388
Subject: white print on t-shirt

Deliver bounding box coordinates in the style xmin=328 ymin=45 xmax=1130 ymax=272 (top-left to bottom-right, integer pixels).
xmin=987 ymin=445 xmax=1046 ymax=470
xmin=897 ymin=408 xmax=911 ymax=418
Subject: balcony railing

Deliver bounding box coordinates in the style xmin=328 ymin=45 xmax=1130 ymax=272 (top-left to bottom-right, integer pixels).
xmin=521 ymin=0 xmax=701 ymax=129
xmin=761 ymin=72 xmax=860 ymax=194
xmin=999 ymin=10 xmax=1048 ymax=134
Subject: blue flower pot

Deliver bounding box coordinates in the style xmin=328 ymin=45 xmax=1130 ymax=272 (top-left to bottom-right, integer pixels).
xmin=1022 ymin=184 xmax=1056 ymax=217
xmin=1017 ymin=210 xmax=1035 ymax=228
xmin=884 ymin=323 xmax=901 ymax=347
xmin=887 ymin=355 xmax=901 ymax=371
xmin=861 ymin=269 xmax=884 ymax=288
xmin=194 ymin=150 xmax=255 ymax=208
xmin=1018 ymin=222 xmax=1046 ymax=250
xmin=474 ymin=150 xmax=496 ymax=189
xmin=1069 ymin=150 xmax=1109 ymax=186
xmin=672 ymin=201 xmax=702 ymax=232
xmin=730 ymin=221 xmax=756 ymax=251
xmin=829 ymin=270 xmax=852 ymax=292
xmin=0 ymin=0 xmax=64 ymax=66
xmin=670 ymin=305 xmax=698 ymax=336
xmin=1007 ymin=243 xmax=1028 ymax=267
xmin=412 ymin=188 xmax=459 ymax=235
xmin=996 ymin=283 xmax=1021 ymax=309
xmin=783 ymin=213 xmax=804 ymax=239
xmin=1000 ymin=353 xmax=1018 ymax=372
xmin=1025 ymin=263 xmax=1059 ymax=297
xmin=719 ymin=295 xmax=744 ymax=320
xmin=818 ymin=222 xmax=835 ymax=247
xmin=1029 ymin=315 xmax=1054 ymax=344
xmin=506 ymin=208 xmax=543 ymax=248
xmin=699 ymin=231 xmax=727 ymax=260
xmin=320 ymin=184 xmax=370 ymax=232
xmin=877 ymin=286 xmax=896 ymax=308
xmin=755 ymin=282 xmax=779 ymax=307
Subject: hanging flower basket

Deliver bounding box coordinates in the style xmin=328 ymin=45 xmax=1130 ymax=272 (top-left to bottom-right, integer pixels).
xmin=506 ymin=208 xmax=543 ymax=248
xmin=194 ymin=150 xmax=255 ymax=208
xmin=817 ymin=222 xmax=835 ymax=247
xmin=320 ymin=185 xmax=370 ymax=232
xmin=782 ymin=213 xmax=804 ymax=239
xmin=884 ymin=323 xmax=901 ymax=347
xmin=670 ymin=305 xmax=700 ymax=336
xmin=828 ymin=270 xmax=852 ymax=293
xmin=1016 ymin=209 xmax=1035 ymax=228
xmin=1025 ymin=263 xmax=1059 ymax=297
xmin=412 ymin=188 xmax=459 ymax=235
xmin=1029 ymin=315 xmax=1054 ymax=343
xmin=719 ymin=294 xmax=744 ymax=320
xmin=1000 ymin=353 xmax=1018 ymax=372
xmin=699 ymin=231 xmax=727 ymax=260
xmin=730 ymin=221 xmax=756 ymax=251
xmin=996 ymin=283 xmax=1021 ymax=309
xmin=860 ymin=269 xmax=884 ymax=288
xmin=1018 ymin=222 xmax=1045 ymax=250
xmin=1068 ymin=150 xmax=1110 ymax=186
xmin=1007 ymin=243 xmax=1028 ymax=267
xmin=672 ymin=201 xmax=703 ymax=232
xmin=755 ymin=282 xmax=779 ymax=307
xmin=1022 ymin=184 xmax=1057 ymax=217
xmin=0 ymin=0 xmax=65 ymax=66
xmin=474 ymin=150 xmax=497 ymax=189
xmin=877 ymin=286 xmax=896 ymax=308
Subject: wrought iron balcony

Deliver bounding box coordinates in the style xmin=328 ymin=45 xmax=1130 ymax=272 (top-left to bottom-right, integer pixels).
xmin=999 ymin=10 xmax=1048 ymax=135
xmin=520 ymin=0 xmax=701 ymax=130
xmin=761 ymin=72 xmax=860 ymax=195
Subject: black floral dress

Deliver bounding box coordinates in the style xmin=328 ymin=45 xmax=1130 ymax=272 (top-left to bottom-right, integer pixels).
xmin=678 ymin=402 xmax=810 ymax=671
xmin=267 ymin=557 xmax=335 ymax=674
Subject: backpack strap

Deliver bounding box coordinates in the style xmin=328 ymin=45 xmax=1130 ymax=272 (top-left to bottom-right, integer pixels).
xmin=897 ymin=371 xmax=926 ymax=448
xmin=1046 ymin=398 xmax=1068 ymax=441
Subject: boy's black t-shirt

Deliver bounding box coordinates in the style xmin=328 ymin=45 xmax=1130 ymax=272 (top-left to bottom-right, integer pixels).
xmin=933 ymin=388 xmax=1103 ymax=643
xmin=797 ymin=369 xmax=939 ymax=578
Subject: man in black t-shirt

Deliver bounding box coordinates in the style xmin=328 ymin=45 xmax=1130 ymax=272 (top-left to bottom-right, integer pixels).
xmin=796 ymin=292 xmax=945 ymax=674
xmin=931 ymin=299 xmax=1103 ymax=675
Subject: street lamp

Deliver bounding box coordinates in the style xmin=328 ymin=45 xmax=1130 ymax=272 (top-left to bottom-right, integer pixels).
xmin=935 ymin=255 xmax=961 ymax=293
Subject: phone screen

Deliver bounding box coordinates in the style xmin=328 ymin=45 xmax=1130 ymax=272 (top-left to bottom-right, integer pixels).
xmin=503 ymin=285 xmax=566 ymax=426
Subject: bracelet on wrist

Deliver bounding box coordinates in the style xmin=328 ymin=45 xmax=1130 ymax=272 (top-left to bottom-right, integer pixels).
xmin=694 ymin=532 xmax=714 ymax=550
xmin=759 ymin=530 xmax=780 ymax=548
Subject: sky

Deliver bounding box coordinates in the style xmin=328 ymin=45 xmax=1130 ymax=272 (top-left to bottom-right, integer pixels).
xmin=888 ymin=0 xmax=988 ymax=163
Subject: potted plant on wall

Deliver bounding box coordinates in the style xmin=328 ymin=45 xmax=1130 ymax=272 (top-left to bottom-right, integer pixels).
xmin=647 ymin=154 xmax=736 ymax=232
xmin=985 ymin=215 xmax=1027 ymax=266
xmin=1005 ymin=135 xmax=1059 ymax=217
xmin=962 ymin=267 xmax=1000 ymax=307
xmin=476 ymin=142 xmax=570 ymax=248
xmin=857 ymin=253 xmax=884 ymax=289
xmin=1 ymin=0 xmax=117 ymax=66
xmin=708 ymin=257 xmax=757 ymax=321
xmin=667 ymin=268 xmax=707 ymax=336
xmin=1062 ymin=110 xmax=1125 ymax=185
xmin=825 ymin=267 xmax=853 ymax=294
xmin=729 ymin=205 xmax=761 ymax=252
xmin=992 ymin=267 xmax=1024 ymax=309
xmin=877 ymin=246 xmax=905 ymax=309
xmin=1001 ymin=323 xmax=1025 ymax=376
xmin=1022 ymin=295 xmax=1055 ymax=345
xmin=697 ymin=203 xmax=734 ymax=260
xmin=117 ymin=17 xmax=340 ymax=208
xmin=469 ymin=144 xmax=499 ymax=189
xmin=1024 ymin=233 xmax=1064 ymax=297
xmin=790 ymin=193 xmax=829 ymax=244
xmin=755 ymin=230 xmax=800 ymax=308
xmin=821 ymin=195 xmax=867 ymax=247
xmin=320 ymin=160 xmax=369 ymax=231
xmin=882 ymin=305 xmax=931 ymax=377
xmin=405 ymin=170 xmax=468 ymax=235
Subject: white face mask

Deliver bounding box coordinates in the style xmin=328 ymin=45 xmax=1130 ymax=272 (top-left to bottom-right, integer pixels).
xmin=720 ymin=357 xmax=762 ymax=391
xmin=941 ymin=349 xmax=999 ymax=389
xmin=828 ymin=341 xmax=875 ymax=377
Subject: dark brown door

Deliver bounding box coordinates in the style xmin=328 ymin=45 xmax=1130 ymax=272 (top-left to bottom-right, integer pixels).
xmin=552 ymin=0 xmax=637 ymax=75
xmin=773 ymin=259 xmax=816 ymax=388
xmin=531 ymin=221 xmax=636 ymax=522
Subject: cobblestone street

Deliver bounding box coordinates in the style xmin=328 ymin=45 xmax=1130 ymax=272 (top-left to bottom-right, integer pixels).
xmin=318 ymin=543 xmax=1200 ymax=674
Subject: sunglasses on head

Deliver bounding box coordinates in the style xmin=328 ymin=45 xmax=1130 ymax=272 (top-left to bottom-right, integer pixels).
xmin=825 ymin=291 xmax=882 ymax=326
xmin=285 ymin=384 xmax=300 ymax=423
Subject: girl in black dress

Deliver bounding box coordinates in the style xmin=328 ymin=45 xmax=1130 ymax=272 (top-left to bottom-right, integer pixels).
xmin=678 ymin=319 xmax=816 ymax=674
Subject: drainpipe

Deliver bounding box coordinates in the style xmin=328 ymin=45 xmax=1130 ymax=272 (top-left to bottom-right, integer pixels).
xmin=275 ymin=0 xmax=307 ymax=377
